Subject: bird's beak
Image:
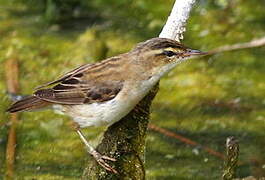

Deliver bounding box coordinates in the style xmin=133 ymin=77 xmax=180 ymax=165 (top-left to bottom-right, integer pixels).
xmin=184 ymin=49 xmax=208 ymax=57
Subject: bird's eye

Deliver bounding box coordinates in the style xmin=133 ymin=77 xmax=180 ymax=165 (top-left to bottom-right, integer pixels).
xmin=163 ymin=51 xmax=176 ymax=57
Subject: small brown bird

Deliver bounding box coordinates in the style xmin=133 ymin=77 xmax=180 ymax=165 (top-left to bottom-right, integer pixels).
xmin=7 ymin=37 xmax=206 ymax=173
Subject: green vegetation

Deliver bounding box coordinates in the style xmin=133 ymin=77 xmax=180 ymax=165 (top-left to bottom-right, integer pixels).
xmin=0 ymin=0 xmax=265 ymax=179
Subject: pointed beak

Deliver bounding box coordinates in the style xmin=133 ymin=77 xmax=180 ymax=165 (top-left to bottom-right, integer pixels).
xmin=184 ymin=49 xmax=208 ymax=56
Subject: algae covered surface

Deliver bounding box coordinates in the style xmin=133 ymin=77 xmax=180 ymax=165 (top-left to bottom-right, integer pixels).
xmin=0 ymin=0 xmax=265 ymax=179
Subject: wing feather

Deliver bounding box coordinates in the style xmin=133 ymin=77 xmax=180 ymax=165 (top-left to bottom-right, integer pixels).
xmin=35 ymin=64 xmax=91 ymax=89
xmin=34 ymin=80 xmax=123 ymax=105
xmin=33 ymin=60 xmax=123 ymax=105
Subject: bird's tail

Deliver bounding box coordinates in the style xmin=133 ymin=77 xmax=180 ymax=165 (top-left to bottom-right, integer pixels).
xmin=7 ymin=96 xmax=50 ymax=113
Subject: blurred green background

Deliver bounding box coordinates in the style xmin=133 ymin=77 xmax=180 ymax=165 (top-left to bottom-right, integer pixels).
xmin=0 ymin=0 xmax=265 ymax=179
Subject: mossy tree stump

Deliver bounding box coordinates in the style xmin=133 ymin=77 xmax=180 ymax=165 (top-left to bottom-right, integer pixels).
xmin=82 ymin=84 xmax=159 ymax=179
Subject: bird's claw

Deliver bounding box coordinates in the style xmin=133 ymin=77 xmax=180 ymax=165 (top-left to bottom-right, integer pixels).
xmin=92 ymin=152 xmax=117 ymax=174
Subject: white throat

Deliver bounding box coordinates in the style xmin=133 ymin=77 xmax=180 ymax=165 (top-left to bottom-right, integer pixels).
xmin=157 ymin=57 xmax=190 ymax=79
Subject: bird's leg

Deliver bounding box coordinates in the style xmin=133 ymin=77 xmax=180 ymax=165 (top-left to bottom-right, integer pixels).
xmin=75 ymin=127 xmax=117 ymax=174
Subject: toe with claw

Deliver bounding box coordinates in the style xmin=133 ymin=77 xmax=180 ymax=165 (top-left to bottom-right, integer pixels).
xmin=92 ymin=151 xmax=118 ymax=174
xmin=75 ymin=129 xmax=118 ymax=173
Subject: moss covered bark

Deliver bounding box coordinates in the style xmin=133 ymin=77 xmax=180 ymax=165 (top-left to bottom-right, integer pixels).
xmin=82 ymin=84 xmax=159 ymax=180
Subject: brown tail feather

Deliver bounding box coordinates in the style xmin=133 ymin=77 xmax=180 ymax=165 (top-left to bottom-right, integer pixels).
xmin=7 ymin=96 xmax=50 ymax=113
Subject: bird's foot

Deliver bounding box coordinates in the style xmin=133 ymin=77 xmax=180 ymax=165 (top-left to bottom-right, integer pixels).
xmin=75 ymin=129 xmax=117 ymax=173
xmin=91 ymin=150 xmax=117 ymax=174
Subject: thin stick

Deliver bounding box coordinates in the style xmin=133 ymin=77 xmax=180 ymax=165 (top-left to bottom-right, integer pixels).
xmin=5 ymin=58 xmax=20 ymax=179
xmin=148 ymin=123 xmax=225 ymax=159
xmin=207 ymin=36 xmax=265 ymax=55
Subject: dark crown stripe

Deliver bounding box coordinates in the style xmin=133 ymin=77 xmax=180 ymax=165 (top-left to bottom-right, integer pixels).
xmin=134 ymin=37 xmax=185 ymax=51
xmin=150 ymin=42 xmax=182 ymax=50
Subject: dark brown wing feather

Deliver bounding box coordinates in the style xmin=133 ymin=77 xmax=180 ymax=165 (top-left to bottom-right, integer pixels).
xmin=34 ymin=59 xmax=124 ymax=105
xmin=35 ymin=64 xmax=92 ymax=89
xmin=7 ymin=96 xmax=51 ymax=113
xmin=34 ymin=80 xmax=123 ymax=105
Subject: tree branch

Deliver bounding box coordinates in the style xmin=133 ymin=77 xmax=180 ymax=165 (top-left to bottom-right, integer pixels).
xmin=82 ymin=0 xmax=197 ymax=178
xmin=83 ymin=85 xmax=159 ymax=179
xmin=159 ymin=0 xmax=196 ymax=41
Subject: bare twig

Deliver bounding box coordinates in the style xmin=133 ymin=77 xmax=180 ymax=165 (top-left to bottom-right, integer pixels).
xmin=222 ymin=137 xmax=239 ymax=180
xmin=208 ymin=36 xmax=265 ymax=55
xmin=148 ymin=123 xmax=225 ymax=159
xmin=5 ymin=58 xmax=20 ymax=179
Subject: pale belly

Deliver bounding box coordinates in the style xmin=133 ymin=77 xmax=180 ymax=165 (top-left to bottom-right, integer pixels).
xmin=53 ymin=85 xmax=153 ymax=128
xmin=53 ymin=97 xmax=138 ymax=128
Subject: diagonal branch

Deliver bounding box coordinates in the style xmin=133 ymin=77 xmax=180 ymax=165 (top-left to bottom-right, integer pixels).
xmin=82 ymin=0 xmax=198 ymax=179
xmin=207 ymin=36 xmax=265 ymax=55
xmin=159 ymin=0 xmax=196 ymax=41
xmin=148 ymin=123 xmax=226 ymax=160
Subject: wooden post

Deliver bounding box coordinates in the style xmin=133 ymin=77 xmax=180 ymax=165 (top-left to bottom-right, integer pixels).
xmin=5 ymin=58 xmax=20 ymax=179
xmin=222 ymin=136 xmax=239 ymax=180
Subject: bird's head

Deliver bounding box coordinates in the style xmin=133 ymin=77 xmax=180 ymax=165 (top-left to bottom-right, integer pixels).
xmin=132 ymin=38 xmax=206 ymax=77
